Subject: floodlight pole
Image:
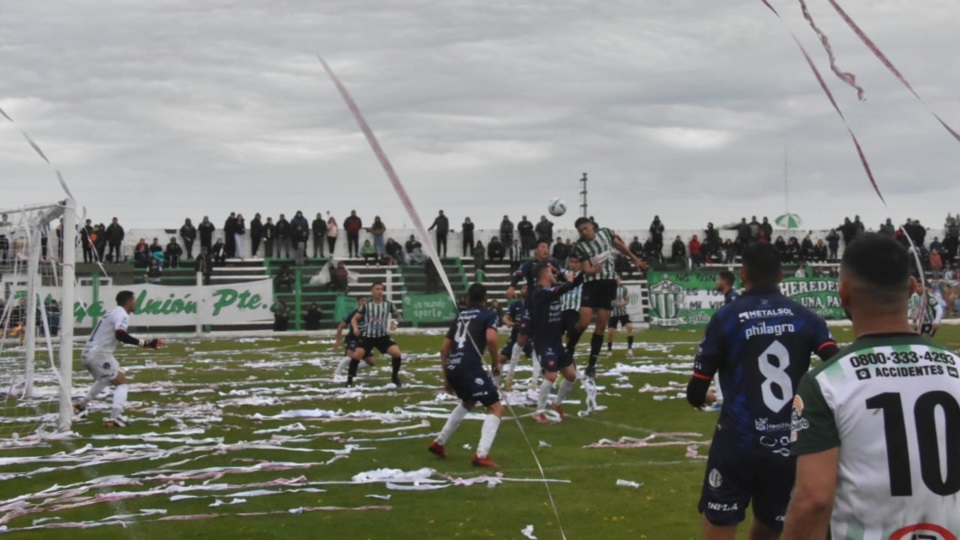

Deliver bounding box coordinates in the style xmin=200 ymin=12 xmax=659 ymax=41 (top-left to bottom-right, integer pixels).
xmin=58 ymin=197 xmax=76 ymax=431
xmin=579 ymin=173 xmax=588 ymax=218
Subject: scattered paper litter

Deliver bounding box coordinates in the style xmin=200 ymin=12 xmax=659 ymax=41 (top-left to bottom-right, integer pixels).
xmin=616 ymin=479 xmax=643 ymax=488
xmin=538 ymin=441 xmax=550 ymax=448
xmin=209 ymin=498 xmax=247 ymax=507
xmin=521 ymin=525 xmax=537 ymax=539
xmin=365 ymin=494 xmax=391 ymax=501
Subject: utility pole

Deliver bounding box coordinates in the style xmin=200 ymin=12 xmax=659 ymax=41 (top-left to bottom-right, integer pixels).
xmin=579 ymin=173 xmax=588 ymax=218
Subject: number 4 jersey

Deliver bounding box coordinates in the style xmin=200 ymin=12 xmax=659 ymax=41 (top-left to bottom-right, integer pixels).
xmin=792 ymin=333 xmax=960 ymax=539
xmin=693 ymin=287 xmax=837 ymax=457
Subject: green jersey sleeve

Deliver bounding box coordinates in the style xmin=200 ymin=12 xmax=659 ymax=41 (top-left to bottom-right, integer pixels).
xmin=791 ymin=372 xmax=840 ymax=456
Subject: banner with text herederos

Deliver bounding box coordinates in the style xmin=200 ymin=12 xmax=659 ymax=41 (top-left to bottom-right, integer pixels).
xmin=647 ymin=271 xmax=843 ymax=328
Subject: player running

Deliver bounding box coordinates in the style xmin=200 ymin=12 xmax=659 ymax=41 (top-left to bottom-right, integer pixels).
xmin=498 ymin=285 xmax=532 ymax=389
xmin=908 ymin=280 xmax=943 ymax=337
xmin=529 ymin=263 xmax=584 ymax=423
xmin=333 ymin=296 xmax=373 ymax=379
xmin=605 ymin=276 xmax=635 ymax=356
xmin=685 ymin=244 xmax=838 ymax=538
xmin=347 ymin=282 xmax=404 ymax=387
xmin=428 ymin=283 xmax=503 ymax=468
xmin=785 ymin=234 xmax=960 ymax=539
xmin=572 ymin=217 xmax=648 ymax=378
xmin=74 ymin=290 xmax=161 ymax=427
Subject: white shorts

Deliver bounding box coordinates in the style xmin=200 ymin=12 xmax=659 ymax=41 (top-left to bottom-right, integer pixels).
xmin=82 ymin=352 xmax=120 ymax=381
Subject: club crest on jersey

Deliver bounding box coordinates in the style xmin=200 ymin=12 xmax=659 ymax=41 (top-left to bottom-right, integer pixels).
xmin=790 ymin=395 xmax=808 ymax=443
xmin=708 ymin=468 xmax=723 ymax=488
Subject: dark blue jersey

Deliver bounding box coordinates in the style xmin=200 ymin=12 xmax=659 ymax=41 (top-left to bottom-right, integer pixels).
xmin=510 ymin=257 xmax=565 ymax=290
xmin=692 ymin=287 xmax=836 ymax=456
xmin=724 ymin=289 xmax=740 ymax=305
xmin=444 ymin=307 xmax=499 ymax=372
xmin=529 ymin=281 xmax=577 ymax=350
xmin=343 ymin=309 xmax=365 ymax=341
xmin=506 ymin=300 xmax=526 ymax=340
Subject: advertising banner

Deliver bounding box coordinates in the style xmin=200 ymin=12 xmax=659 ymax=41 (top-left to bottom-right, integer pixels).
xmin=402 ymin=293 xmax=457 ymax=324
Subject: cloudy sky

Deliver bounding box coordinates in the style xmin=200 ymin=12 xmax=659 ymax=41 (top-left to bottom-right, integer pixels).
xmin=1 ymin=0 xmax=958 ymax=233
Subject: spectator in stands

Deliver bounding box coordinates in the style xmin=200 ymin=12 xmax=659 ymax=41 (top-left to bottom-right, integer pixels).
xmin=649 ymin=216 xmax=665 ymax=253
xmin=326 ymin=216 xmax=338 ymax=255
xmin=644 ymin=236 xmax=662 ymax=264
xmin=774 ymin=235 xmax=787 ymax=258
xmin=801 ymin=233 xmax=815 ymax=261
xmin=672 ymin=235 xmax=686 ymax=263
xmin=212 ymin=238 xmax=227 ymax=266
xmin=785 ymin=237 xmax=801 ymax=262
xmin=250 ymin=214 xmax=263 ymax=257
xmin=689 ymin=235 xmax=702 ymax=265
xmin=180 ymin=218 xmax=197 ymax=260
xmin=552 ymin=237 xmax=569 ymax=261
xmin=704 ymin=222 xmax=720 ymax=246
xmin=535 ymin=215 xmax=554 ymax=247
xmin=195 ymin=248 xmax=212 ymax=285
xmin=165 ymin=237 xmax=183 ymax=268
xmin=224 ymin=212 xmax=237 ymax=258
xmin=931 ymin=249 xmax=944 ymax=278
xmin=760 ymin=217 xmax=773 ymax=241
xmin=944 ymin=233 xmax=959 ymax=267
xmin=276 ymin=213 xmax=291 ymax=259
xmin=262 ymin=216 xmax=275 ymax=258
xmin=814 ymin=239 xmax=828 ymax=262
xmin=428 ymin=210 xmax=449 ymax=257
xmin=273 ymin=263 xmax=295 ymax=292
xmin=343 ymin=210 xmax=362 ymax=258
xmin=234 ymin=214 xmax=246 ymax=259
xmin=291 ymin=211 xmax=309 ymax=264
xmin=826 ymin=229 xmax=840 ymax=259
xmin=930 ymin=236 xmax=943 ymax=254
xmin=472 ymin=241 xmax=486 ymax=273
xmin=80 ymin=219 xmax=93 ymax=263
xmin=271 ymin=300 xmax=291 ymax=332
xmin=312 ymin=213 xmax=327 ymax=258
xmin=488 ymin=236 xmax=505 ymax=264
xmin=517 ymin=215 xmax=534 ymax=256
xmin=303 ymin=303 xmax=323 ymax=331
xmin=146 ymin=258 xmax=162 ymax=284
xmin=94 ymin=223 xmax=109 ymax=262
xmin=361 ymin=239 xmax=378 ymax=265
xmin=329 ymin=261 xmax=349 ymax=291
xmin=385 ymin=237 xmax=405 ymax=265
xmin=853 ymin=214 xmax=866 ymax=236
xmin=629 ymin=236 xmax=643 ymax=259
xmin=405 ymin=234 xmax=422 ymax=255
xmin=747 ymin=216 xmax=760 ymax=243
xmin=838 ymin=217 xmax=857 ymax=246
xmin=879 ymin=218 xmax=895 ymax=236
xmin=106 ymin=217 xmax=125 ymax=262
xmin=198 ymin=216 xmax=215 ymax=253
xmin=499 ymin=215 xmax=513 ymax=247
xmin=461 ymin=217 xmax=474 ymax=257
xmin=425 ymin=257 xmax=440 ymax=293
xmin=134 ymin=238 xmax=149 ymax=267
xmin=730 ymin=217 xmax=750 ymax=245
xmin=370 ymin=216 xmax=386 ymax=258
xmin=149 ymin=237 xmax=163 ymax=257
xmin=509 ymin=239 xmax=523 ymax=271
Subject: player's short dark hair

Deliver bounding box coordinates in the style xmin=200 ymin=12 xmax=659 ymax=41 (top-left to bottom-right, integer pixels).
xmin=841 ymin=233 xmax=911 ymax=305
xmin=741 ymin=244 xmax=782 ymax=288
xmin=467 ymin=283 xmax=487 ymax=306
xmin=371 ymin=281 xmax=384 ymax=289
xmin=717 ymin=270 xmax=735 ymax=287
xmin=116 ymin=290 xmax=135 ymax=306
xmin=536 ymin=262 xmax=553 ymax=277
xmin=574 ymin=217 xmax=592 ymax=229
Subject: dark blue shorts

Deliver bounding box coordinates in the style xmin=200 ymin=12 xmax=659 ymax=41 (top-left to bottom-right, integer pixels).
xmin=447 ymin=369 xmax=500 ymax=407
xmin=698 ymin=430 xmax=795 ymax=531
xmin=500 ymin=337 xmax=532 ymax=359
xmin=534 ymin=343 xmax=573 ymax=373
xmin=346 ymin=339 xmax=373 ymax=359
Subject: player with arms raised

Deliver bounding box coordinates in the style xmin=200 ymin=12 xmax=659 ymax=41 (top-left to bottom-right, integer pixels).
xmin=428 ymin=283 xmax=503 ymax=468
xmin=347 ymin=282 xmax=404 ymax=387
xmin=686 ymin=244 xmax=838 ymax=539
xmin=785 ymin=234 xmax=960 ymax=539
xmin=572 ymin=217 xmax=648 ymax=378
xmin=74 ymin=290 xmax=161 ymax=427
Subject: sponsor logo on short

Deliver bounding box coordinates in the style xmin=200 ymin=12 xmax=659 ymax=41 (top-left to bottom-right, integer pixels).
xmin=706 ymin=502 xmax=738 ymax=512
xmin=708 ymin=468 xmax=722 ymax=488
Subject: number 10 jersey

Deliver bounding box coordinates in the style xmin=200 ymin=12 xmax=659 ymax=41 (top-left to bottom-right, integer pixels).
xmin=792 ymin=333 xmax=960 ymax=539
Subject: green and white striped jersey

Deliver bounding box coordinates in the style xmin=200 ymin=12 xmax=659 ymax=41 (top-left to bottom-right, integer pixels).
xmin=908 ymin=290 xmax=944 ymax=326
xmin=561 ymin=279 xmax=582 ymax=312
xmin=357 ymin=299 xmax=400 ymax=338
xmin=573 ymin=227 xmax=617 ymax=282
xmin=611 ymin=285 xmax=629 ymax=317
xmin=792 ymin=334 xmax=960 ymax=539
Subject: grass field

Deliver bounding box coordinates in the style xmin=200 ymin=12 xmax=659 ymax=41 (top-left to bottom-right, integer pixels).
xmin=2 ymin=326 xmax=959 ymax=539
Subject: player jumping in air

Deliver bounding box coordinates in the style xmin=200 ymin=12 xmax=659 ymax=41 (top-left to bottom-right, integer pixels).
xmin=572 ymin=217 xmax=648 ymax=378
xmin=786 ymin=234 xmax=960 ymax=538
xmin=686 ymin=244 xmax=838 ymax=539
xmin=347 ymin=282 xmax=404 ymax=387
xmin=333 ymin=296 xmax=373 ymax=379
xmin=605 ymin=276 xmax=635 ymax=356
xmin=560 ymin=255 xmax=584 ymax=349
xmin=429 ymin=283 xmax=503 ymax=468
xmin=529 ymin=263 xmax=584 ymax=423
xmin=74 ymin=290 xmax=161 ymax=427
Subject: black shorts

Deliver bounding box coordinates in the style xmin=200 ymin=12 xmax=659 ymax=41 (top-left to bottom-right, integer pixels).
xmin=358 ymin=336 xmax=397 ymax=355
xmin=698 ymin=431 xmax=795 ymax=531
xmin=535 ymin=343 xmax=574 ymax=373
xmin=581 ymin=280 xmax=618 ymax=310
xmin=447 ymin=368 xmax=500 ymax=407
xmin=561 ymin=310 xmax=580 ymax=337
xmin=921 ymin=323 xmax=938 ymax=337
xmin=346 ymin=339 xmax=374 ymax=359
xmin=518 ymin=315 xmax=532 ymax=337
xmin=609 ymin=315 xmax=631 ymax=329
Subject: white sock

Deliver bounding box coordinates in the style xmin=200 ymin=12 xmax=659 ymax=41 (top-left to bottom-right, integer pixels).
xmin=335 ymin=357 xmax=352 ymax=375
xmin=80 ymin=379 xmax=110 ymax=406
xmin=557 ymin=377 xmax=577 ymax=403
xmin=476 ymin=415 xmax=501 ymax=458
xmin=436 ymin=404 xmax=469 ymax=445
xmin=111 ymin=384 xmax=129 ymax=419
xmin=508 ymin=343 xmax=522 ymax=378
xmin=530 ymin=352 xmax=540 ymax=386
xmin=537 ymin=378 xmax=554 ymax=412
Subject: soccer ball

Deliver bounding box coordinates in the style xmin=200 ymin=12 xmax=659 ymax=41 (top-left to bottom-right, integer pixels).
xmin=548 ymin=198 xmax=567 ymax=217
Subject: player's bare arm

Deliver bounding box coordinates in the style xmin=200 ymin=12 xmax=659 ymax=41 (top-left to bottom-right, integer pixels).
xmin=335 ymin=321 xmax=346 ymax=348
xmin=612 ymin=233 xmax=649 ymax=269
xmin=351 ymin=312 xmax=362 ymax=338
xmin=783 ymin=448 xmax=839 ymax=539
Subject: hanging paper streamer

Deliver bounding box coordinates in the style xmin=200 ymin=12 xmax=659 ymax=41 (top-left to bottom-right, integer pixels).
xmin=797 ymin=0 xmax=865 ymax=100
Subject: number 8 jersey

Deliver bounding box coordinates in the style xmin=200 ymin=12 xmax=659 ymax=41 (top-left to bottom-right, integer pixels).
xmin=693 ymin=286 xmax=837 ymax=456
xmin=792 ymin=333 xmax=960 ymax=539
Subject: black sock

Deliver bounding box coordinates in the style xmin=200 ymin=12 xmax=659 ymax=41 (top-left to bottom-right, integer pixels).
xmin=347 ymin=358 xmax=360 ymax=382
xmin=628 ymin=336 xmax=634 ymax=349
xmin=589 ymin=334 xmax=603 ymax=368
xmin=607 ymin=341 xmax=612 ymax=352
xmin=566 ymin=329 xmax=584 ymax=355
xmin=391 ymin=356 xmax=402 ymax=377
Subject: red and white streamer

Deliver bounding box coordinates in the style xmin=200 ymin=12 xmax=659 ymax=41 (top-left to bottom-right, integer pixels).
xmin=797 ymin=0 xmax=865 ymax=101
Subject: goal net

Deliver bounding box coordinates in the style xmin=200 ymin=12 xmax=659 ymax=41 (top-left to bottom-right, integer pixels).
xmin=0 ymin=200 xmax=77 ymax=439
